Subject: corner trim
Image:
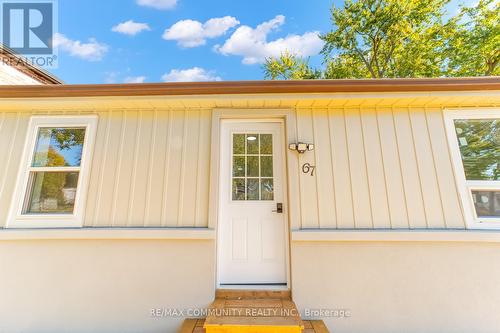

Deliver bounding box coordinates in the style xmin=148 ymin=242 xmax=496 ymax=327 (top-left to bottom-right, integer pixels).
xmin=291 ymin=230 xmax=500 ymax=243
xmin=0 ymin=228 xmax=216 ymax=240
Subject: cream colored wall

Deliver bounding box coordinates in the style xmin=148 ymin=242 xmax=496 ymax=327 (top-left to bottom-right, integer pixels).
xmin=0 ymin=239 xmax=215 ymax=333
xmin=292 ymin=240 xmax=500 ymax=333
xmin=0 ymin=106 xmax=476 ymax=229
xmin=293 ymin=107 xmax=465 ymax=229
xmin=0 ymin=109 xmax=212 ymax=228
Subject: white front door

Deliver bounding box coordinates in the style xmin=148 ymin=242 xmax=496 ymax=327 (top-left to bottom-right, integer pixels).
xmin=218 ymin=120 xmax=287 ymax=285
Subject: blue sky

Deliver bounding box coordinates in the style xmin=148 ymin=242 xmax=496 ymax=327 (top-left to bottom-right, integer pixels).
xmin=50 ymin=0 xmax=474 ymax=84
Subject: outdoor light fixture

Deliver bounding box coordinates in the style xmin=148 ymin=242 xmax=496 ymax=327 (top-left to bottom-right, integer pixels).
xmin=289 ymin=142 xmax=315 ymax=154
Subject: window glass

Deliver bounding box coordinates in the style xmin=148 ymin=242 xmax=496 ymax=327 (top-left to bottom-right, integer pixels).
xmin=454 ymin=119 xmax=499 ymax=181
xmin=32 ymin=128 xmax=86 ymax=167
xmin=24 ymin=127 xmax=87 ymax=215
xmin=261 ymin=179 xmax=274 ymax=201
xmin=260 ymin=134 xmax=272 ymax=154
xmin=24 ymin=172 xmax=79 ymax=214
xmin=232 ymin=178 xmax=246 ymax=201
xmin=233 ymin=134 xmax=245 ymax=155
xmin=472 ymin=190 xmax=500 ymax=218
xmin=246 ymin=134 xmax=259 ymax=154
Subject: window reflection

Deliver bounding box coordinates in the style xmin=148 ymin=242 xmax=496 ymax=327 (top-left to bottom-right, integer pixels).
xmin=24 ymin=172 xmax=79 ymax=214
xmin=454 ymin=119 xmax=499 ymax=181
xmin=472 ymin=191 xmax=500 ymax=218
xmin=32 ymin=128 xmax=85 ymax=167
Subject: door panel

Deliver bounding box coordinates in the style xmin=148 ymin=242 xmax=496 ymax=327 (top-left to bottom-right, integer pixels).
xmin=218 ymin=121 xmax=287 ymax=285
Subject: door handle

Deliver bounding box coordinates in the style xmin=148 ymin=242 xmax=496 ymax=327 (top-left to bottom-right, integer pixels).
xmin=272 ymin=203 xmax=283 ymax=213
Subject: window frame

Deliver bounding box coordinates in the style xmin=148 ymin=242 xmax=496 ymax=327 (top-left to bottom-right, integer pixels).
xmin=444 ymin=108 xmax=500 ymax=229
xmin=7 ymin=115 xmax=98 ymax=228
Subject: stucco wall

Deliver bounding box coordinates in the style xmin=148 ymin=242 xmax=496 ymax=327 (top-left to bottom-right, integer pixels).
xmin=292 ymin=240 xmax=500 ymax=333
xmin=0 ymin=239 xmax=215 ymax=333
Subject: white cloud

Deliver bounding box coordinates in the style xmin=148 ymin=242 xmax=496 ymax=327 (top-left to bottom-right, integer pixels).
xmin=53 ymin=33 xmax=109 ymax=61
xmin=136 ymin=0 xmax=177 ymax=10
xmin=215 ymin=15 xmax=324 ymax=64
xmin=161 ymin=67 xmax=221 ymax=82
xmin=124 ymin=76 xmax=147 ymax=83
xmin=112 ymin=20 xmax=151 ymax=36
xmin=163 ymin=16 xmax=239 ymax=47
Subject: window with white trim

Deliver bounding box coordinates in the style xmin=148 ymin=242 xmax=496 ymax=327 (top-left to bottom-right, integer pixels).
xmin=8 ymin=116 xmax=97 ymax=228
xmin=445 ymin=109 xmax=500 ymax=229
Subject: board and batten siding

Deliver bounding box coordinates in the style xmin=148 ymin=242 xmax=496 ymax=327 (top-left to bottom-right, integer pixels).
xmin=0 ymin=110 xmax=212 ymax=228
xmin=294 ymin=107 xmax=465 ymax=229
xmin=0 ymin=106 xmax=465 ymax=229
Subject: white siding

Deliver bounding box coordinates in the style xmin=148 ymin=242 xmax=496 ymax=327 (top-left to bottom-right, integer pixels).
xmin=294 ymin=107 xmax=466 ymax=229
xmin=0 ymin=106 xmax=465 ymax=229
xmin=0 ymin=64 xmax=41 ymax=85
xmin=0 ymin=110 xmax=212 ymax=228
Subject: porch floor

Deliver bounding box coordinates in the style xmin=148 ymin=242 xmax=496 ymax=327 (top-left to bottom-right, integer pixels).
xmin=178 ymin=290 xmax=329 ymax=333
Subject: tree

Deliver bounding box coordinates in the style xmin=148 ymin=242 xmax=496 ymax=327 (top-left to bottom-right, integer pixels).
xmin=446 ymin=0 xmax=500 ymax=76
xmin=264 ymin=52 xmax=321 ymax=80
xmin=263 ymin=0 xmax=499 ymax=79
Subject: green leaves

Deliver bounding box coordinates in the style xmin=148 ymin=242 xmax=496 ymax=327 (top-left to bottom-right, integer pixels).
xmin=263 ymin=0 xmax=499 ymax=79
xmin=446 ymin=0 xmax=500 ymax=76
xmin=263 ymin=51 xmax=322 ymax=80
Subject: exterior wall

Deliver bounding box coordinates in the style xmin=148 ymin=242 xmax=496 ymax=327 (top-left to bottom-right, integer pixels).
xmin=0 ymin=106 xmax=465 ymax=229
xmin=0 ymin=239 xmax=215 ymax=333
xmin=0 ymin=64 xmax=42 ymax=84
xmin=0 ymin=99 xmax=498 ymax=333
xmin=292 ymin=240 xmax=500 ymax=333
xmin=0 ymin=109 xmax=212 ymax=228
xmin=294 ymin=107 xmax=465 ymax=229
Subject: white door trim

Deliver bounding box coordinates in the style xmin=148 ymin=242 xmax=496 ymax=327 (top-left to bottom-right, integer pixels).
xmin=208 ymin=109 xmax=296 ymax=290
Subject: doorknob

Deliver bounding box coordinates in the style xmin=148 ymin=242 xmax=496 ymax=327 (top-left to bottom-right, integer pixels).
xmin=272 ymin=203 xmax=283 ymax=213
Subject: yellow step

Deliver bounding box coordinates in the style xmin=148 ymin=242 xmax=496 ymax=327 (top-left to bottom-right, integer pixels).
xmin=178 ymin=319 xmax=329 ymax=333
xmin=203 ymin=290 xmax=303 ymax=333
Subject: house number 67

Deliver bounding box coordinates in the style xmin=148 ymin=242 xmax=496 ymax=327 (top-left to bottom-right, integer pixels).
xmin=302 ymin=163 xmax=316 ymax=176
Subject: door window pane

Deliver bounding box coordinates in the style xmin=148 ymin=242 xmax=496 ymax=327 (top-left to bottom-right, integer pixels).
xmin=232 ymin=133 xmax=275 ymax=201
xmin=233 ymin=156 xmax=245 ymax=177
xmin=32 ymin=128 xmax=86 ymax=167
xmin=233 ymin=134 xmax=245 ymax=154
xmin=232 ymin=178 xmax=245 ymax=200
xmin=261 ymin=179 xmax=274 ymax=200
xmin=261 ymin=156 xmax=273 ymax=177
xmin=247 ymin=156 xmax=259 ymax=177
xmin=454 ymin=119 xmax=499 ymax=181
xmin=472 ymin=190 xmax=500 ymax=218
xmin=24 ymin=172 xmax=79 ymax=214
xmin=246 ymin=134 xmax=259 ymax=154
xmin=260 ymin=134 xmax=272 ymax=154
xmin=247 ymin=179 xmax=259 ymax=200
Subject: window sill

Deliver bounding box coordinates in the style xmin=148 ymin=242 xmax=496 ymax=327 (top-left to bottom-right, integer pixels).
xmin=0 ymin=227 xmax=216 ymax=240
xmin=291 ymin=229 xmax=500 ymax=243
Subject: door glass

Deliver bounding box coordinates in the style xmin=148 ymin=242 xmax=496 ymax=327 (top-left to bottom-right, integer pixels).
xmin=232 ymin=133 xmax=274 ymax=201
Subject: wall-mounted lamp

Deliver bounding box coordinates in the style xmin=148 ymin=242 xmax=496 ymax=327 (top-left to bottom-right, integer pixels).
xmin=289 ymin=142 xmax=315 ymax=154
